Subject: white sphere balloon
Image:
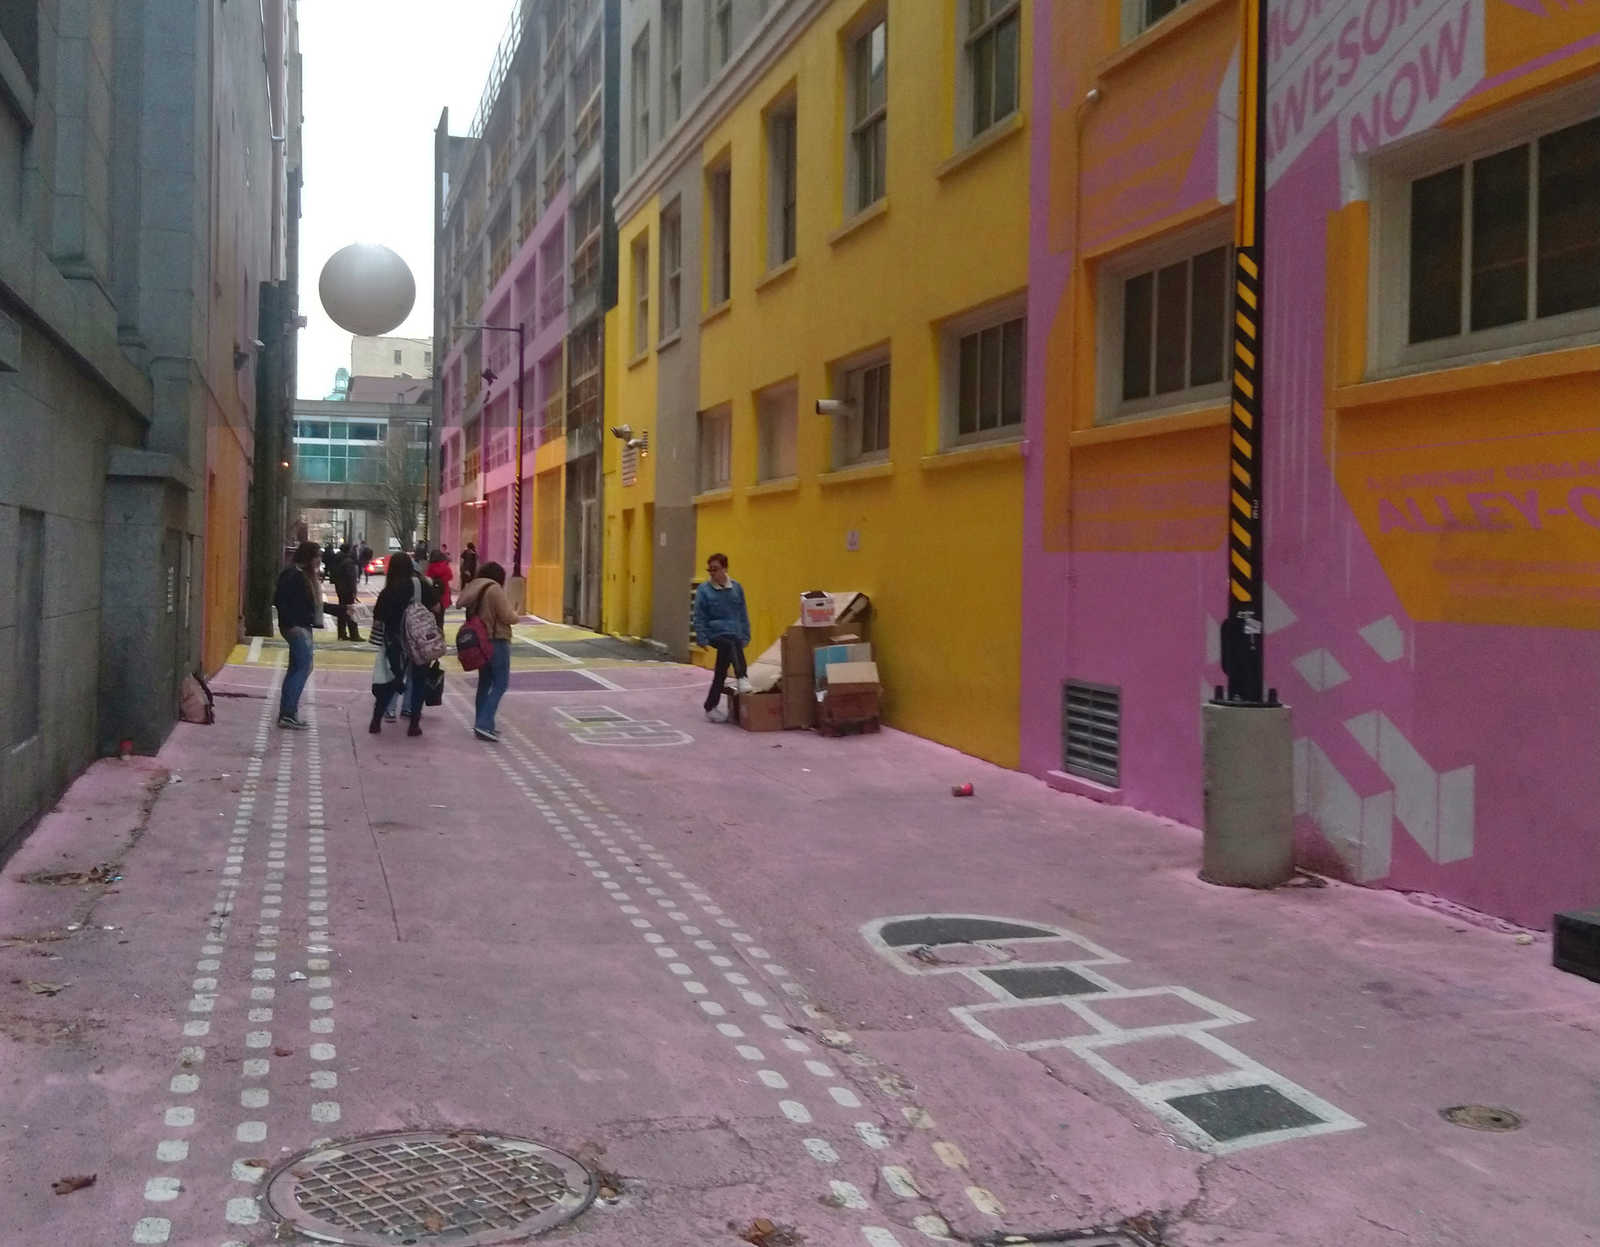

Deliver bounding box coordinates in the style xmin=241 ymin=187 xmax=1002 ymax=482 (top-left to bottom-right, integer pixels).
xmin=317 ymin=243 xmax=416 ymax=337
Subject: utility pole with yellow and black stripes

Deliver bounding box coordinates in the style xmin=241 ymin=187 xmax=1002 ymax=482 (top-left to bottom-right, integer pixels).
xmin=1202 ymin=0 xmax=1294 ymax=889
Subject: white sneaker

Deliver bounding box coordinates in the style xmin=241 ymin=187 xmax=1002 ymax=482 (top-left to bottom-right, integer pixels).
xmin=736 ymin=677 xmax=753 ymax=695
xmin=705 ymin=705 xmax=729 ymax=723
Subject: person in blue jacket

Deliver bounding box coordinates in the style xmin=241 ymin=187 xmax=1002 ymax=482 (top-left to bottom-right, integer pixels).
xmin=693 ymin=552 xmax=751 ymax=722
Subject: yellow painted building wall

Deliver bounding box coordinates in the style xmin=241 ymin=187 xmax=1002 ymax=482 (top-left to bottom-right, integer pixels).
xmin=203 ymin=423 xmax=250 ymax=676
xmin=606 ymin=194 xmax=663 ymax=640
xmin=681 ymin=0 xmax=1032 ymax=766
xmin=529 ymin=443 xmax=566 ymax=620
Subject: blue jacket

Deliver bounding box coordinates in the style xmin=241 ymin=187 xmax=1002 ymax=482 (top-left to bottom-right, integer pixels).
xmin=694 ymin=578 xmax=750 ymax=646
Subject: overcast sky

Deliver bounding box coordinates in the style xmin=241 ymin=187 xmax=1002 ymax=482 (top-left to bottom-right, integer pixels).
xmin=296 ymin=0 xmax=517 ymax=398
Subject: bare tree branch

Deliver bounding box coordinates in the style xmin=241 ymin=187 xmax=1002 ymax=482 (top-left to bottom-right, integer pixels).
xmin=379 ymin=435 xmax=426 ymax=552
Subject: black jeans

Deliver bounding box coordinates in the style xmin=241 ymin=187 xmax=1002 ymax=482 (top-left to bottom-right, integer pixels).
xmin=704 ymin=637 xmax=748 ymax=711
xmin=335 ymin=598 xmax=361 ymax=640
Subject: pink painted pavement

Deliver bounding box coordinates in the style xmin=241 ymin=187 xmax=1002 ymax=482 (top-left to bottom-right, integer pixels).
xmin=2 ymin=648 xmax=1597 ymax=1246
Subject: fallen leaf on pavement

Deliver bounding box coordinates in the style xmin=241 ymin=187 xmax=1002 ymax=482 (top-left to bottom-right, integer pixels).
xmin=241 ymin=1158 xmax=270 ymax=1169
xmin=274 ymin=1047 xmax=294 ymax=1057
xmin=53 ymin=1174 xmax=96 ymax=1195
xmin=421 ymin=1212 xmax=446 ymax=1232
xmin=26 ymin=980 xmax=68 ymax=996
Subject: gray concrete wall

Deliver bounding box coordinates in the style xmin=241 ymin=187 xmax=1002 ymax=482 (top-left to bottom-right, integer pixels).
xmin=0 ymin=0 xmax=292 ymax=857
xmin=0 ymin=300 xmax=146 ymax=855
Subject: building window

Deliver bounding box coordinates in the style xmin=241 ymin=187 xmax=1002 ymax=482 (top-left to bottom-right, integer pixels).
xmin=631 ymin=31 xmax=650 ymax=170
xmin=1101 ymin=236 xmax=1230 ymax=421
xmin=393 ymin=349 xmax=403 ymax=365
xmin=708 ymin=163 xmax=732 ymax=308
xmin=1123 ymin=0 xmax=1192 ymax=41
xmin=833 ymin=357 xmax=890 ymax=466
xmin=965 ymin=0 xmax=1020 ymax=140
xmin=631 ymin=233 xmax=651 ymax=357
xmin=662 ymin=0 xmax=683 ymax=130
xmin=756 ymin=382 xmax=798 ymax=481
xmin=709 ymin=0 xmax=733 ymax=72
xmin=1387 ymin=112 xmax=1600 ymax=368
xmin=698 ymin=405 xmax=732 ymax=492
xmin=660 ymin=201 xmax=682 ymax=338
xmin=424 ymin=351 xmax=432 ymax=369
xmin=767 ymin=103 xmax=798 ymax=269
xmin=945 ymin=310 xmax=1025 ymax=446
xmin=848 ymin=18 xmax=888 ymax=215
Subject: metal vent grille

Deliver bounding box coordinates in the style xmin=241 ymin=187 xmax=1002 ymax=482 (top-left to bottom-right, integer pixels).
xmin=1063 ymin=680 xmax=1121 ymax=785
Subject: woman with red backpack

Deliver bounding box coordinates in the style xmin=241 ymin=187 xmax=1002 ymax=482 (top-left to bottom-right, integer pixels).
xmin=456 ymin=561 xmax=517 ymax=742
xmin=368 ymin=552 xmax=440 ymax=737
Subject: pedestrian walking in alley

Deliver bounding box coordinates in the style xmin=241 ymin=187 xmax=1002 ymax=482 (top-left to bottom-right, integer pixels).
xmin=460 ymin=541 xmax=478 ymax=583
xmin=369 ymin=552 xmax=438 ymax=737
xmin=333 ymin=544 xmax=362 ymax=641
xmin=426 ymin=547 xmax=454 ymax=618
xmin=273 ymin=541 xmax=320 ymax=729
xmin=457 ymin=561 xmax=517 ymax=742
xmin=693 ymin=553 xmax=751 ymax=722
xmin=358 ymin=537 xmax=373 ymax=583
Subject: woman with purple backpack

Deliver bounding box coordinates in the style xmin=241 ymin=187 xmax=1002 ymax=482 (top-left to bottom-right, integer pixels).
xmin=368 ymin=552 xmax=438 ymax=737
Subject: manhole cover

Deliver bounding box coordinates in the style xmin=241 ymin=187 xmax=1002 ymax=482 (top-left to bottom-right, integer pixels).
xmin=1440 ymin=1104 xmax=1523 ymax=1132
xmin=264 ymin=1130 xmax=595 ymax=1245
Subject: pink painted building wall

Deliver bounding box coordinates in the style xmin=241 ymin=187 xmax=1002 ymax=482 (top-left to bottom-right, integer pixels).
xmin=439 ymin=185 xmax=569 ymax=567
xmin=1022 ymin=0 xmax=1600 ymax=928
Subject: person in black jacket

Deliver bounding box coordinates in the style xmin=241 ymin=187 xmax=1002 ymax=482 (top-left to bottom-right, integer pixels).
xmin=369 ymin=551 xmax=437 ymax=737
xmin=273 ymin=542 xmax=320 ymax=729
xmin=332 ymin=544 xmax=362 ymax=641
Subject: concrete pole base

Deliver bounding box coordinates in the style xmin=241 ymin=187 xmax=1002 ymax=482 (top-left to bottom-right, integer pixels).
xmin=506 ymin=575 xmax=527 ymax=617
xmin=1201 ymin=701 xmax=1295 ymax=888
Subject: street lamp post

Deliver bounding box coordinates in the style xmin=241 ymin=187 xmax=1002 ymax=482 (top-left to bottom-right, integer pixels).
xmin=1200 ymin=0 xmax=1294 ymax=889
xmin=463 ymin=321 xmax=527 ymax=589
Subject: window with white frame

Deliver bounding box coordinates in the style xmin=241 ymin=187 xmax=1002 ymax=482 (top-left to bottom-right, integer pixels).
xmin=848 ymin=18 xmax=887 ymax=215
xmin=756 ymin=382 xmax=798 ymax=481
xmin=698 ymin=405 xmax=732 ymax=492
xmin=943 ymin=306 xmax=1025 ymax=446
xmin=662 ymin=0 xmax=683 ymax=129
xmin=1373 ymin=106 xmax=1600 ymax=373
xmin=833 ymin=357 xmax=890 ymax=466
xmin=631 ymin=232 xmax=650 ymax=356
xmin=708 ymin=163 xmax=732 ymax=307
xmin=709 ymin=0 xmax=733 ymax=71
xmin=1122 ymin=0 xmax=1192 ymax=41
xmin=964 ymin=0 xmax=1020 ymax=141
xmin=767 ymin=101 xmax=798 ymax=268
xmin=660 ymin=200 xmax=682 ymax=339
xmin=1099 ymin=233 xmax=1230 ymax=422
xmin=631 ymin=30 xmax=650 ymax=170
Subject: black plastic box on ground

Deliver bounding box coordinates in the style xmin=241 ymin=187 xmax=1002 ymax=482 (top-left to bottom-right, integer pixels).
xmin=1552 ymin=908 xmax=1600 ymax=983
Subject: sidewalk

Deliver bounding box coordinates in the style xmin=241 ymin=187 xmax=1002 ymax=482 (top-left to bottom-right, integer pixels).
xmin=1 ymin=641 xmax=1596 ymax=1246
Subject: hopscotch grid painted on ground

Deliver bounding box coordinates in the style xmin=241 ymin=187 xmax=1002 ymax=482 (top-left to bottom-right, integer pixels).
xmin=863 ymin=915 xmax=1363 ymax=1155
xmin=437 ymin=690 xmax=1002 ymax=1242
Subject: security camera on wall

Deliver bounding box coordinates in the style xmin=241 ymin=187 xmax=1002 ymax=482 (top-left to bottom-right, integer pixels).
xmin=815 ymin=398 xmax=855 ymax=416
xmin=609 ymin=424 xmax=633 ymax=440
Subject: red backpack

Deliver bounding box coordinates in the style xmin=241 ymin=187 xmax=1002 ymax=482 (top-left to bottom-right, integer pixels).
xmin=455 ymin=604 xmax=490 ymax=671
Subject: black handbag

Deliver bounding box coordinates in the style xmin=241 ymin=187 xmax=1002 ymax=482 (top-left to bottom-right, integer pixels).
xmin=423 ymin=662 xmax=445 ymax=707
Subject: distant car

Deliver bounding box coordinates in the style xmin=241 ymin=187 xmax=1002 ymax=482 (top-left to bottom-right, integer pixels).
xmin=365 ymin=554 xmax=389 ymax=577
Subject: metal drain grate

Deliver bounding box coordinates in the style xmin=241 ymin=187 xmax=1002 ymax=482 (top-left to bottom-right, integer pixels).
xmin=264 ymin=1130 xmax=595 ymax=1245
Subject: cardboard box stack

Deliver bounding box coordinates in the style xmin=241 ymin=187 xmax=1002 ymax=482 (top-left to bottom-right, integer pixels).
xmin=733 ymin=591 xmax=878 ymax=735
